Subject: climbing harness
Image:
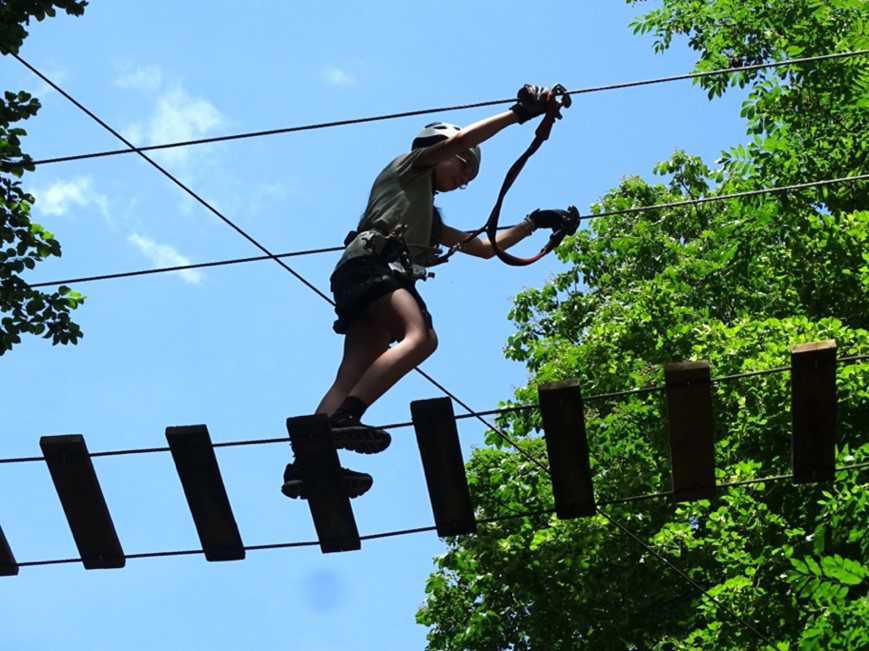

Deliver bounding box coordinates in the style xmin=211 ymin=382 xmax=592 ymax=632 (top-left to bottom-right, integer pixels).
xmin=343 ymin=225 xmax=431 ymax=281
xmin=432 ymin=83 xmax=578 ymax=267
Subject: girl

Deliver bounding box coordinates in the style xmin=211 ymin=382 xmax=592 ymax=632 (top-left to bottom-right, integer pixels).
xmin=282 ymin=84 xmax=574 ymax=499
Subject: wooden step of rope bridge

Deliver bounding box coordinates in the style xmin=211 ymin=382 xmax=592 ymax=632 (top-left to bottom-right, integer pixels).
xmin=0 ymin=340 xmax=845 ymax=573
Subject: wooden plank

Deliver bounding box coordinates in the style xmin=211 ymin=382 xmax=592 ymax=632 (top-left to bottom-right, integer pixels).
xmin=411 ymin=398 xmax=476 ymax=536
xmin=538 ymin=380 xmax=596 ymax=518
xmin=286 ymin=416 xmax=360 ymax=553
xmin=791 ymin=340 xmax=838 ymax=483
xmin=664 ymin=362 xmax=716 ymax=502
xmin=0 ymin=525 xmax=18 ymax=576
xmin=166 ymin=425 xmax=245 ymax=562
xmin=39 ymin=435 xmax=125 ymax=569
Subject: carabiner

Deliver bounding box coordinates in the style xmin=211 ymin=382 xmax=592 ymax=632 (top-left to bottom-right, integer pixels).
xmin=551 ymin=83 xmax=572 ymax=110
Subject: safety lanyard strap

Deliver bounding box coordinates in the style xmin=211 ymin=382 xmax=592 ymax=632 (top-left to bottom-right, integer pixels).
xmin=484 ymin=104 xmax=560 ymax=266
xmin=431 ymin=96 xmax=564 ymax=267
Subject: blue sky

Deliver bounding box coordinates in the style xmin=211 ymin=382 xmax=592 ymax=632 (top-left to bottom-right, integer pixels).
xmin=1 ymin=2 xmax=751 ymax=649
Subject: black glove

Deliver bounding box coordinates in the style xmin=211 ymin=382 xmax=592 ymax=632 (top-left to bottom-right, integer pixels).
xmin=526 ymin=207 xmax=579 ymax=231
xmin=509 ymin=84 xmax=551 ymax=124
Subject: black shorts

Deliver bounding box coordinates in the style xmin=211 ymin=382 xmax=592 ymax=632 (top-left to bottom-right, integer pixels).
xmin=330 ymin=255 xmax=433 ymax=336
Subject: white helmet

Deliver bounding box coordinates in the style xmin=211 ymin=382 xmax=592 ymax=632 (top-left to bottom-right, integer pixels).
xmin=412 ymin=122 xmax=481 ymax=179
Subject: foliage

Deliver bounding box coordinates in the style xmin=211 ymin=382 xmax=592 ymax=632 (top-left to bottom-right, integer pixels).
xmin=0 ymin=1 xmax=88 ymax=354
xmin=418 ymin=1 xmax=868 ymax=648
xmin=0 ymin=0 xmax=87 ymax=55
xmin=628 ymin=0 xmax=869 ymax=213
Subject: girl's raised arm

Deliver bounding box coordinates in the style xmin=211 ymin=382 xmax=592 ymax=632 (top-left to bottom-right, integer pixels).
xmin=413 ymin=84 xmax=555 ymax=170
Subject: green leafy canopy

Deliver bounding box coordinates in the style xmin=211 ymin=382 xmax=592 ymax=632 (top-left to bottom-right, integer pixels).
xmin=1 ymin=1 xmax=88 ymax=354
xmin=418 ymin=2 xmax=868 ymax=649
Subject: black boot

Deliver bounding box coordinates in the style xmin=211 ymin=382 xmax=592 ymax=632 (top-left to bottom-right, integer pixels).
xmin=328 ymin=412 xmax=391 ymax=454
xmin=280 ymin=462 xmax=373 ymax=499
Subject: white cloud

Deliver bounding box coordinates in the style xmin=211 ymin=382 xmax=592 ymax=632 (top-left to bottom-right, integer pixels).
xmin=117 ymin=78 xmax=228 ymax=212
xmin=153 ymin=86 xmax=222 ymax=143
xmin=322 ymin=66 xmax=356 ymax=87
xmin=121 ymin=123 xmax=145 ymax=145
xmin=135 ymin=85 xmax=224 ymax=165
xmin=127 ymin=233 xmax=202 ymax=285
xmin=34 ymin=176 xmax=109 ymax=219
xmin=114 ymin=64 xmax=163 ymax=93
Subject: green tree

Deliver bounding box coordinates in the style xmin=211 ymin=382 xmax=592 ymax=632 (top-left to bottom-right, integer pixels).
xmin=418 ymin=2 xmax=868 ymax=648
xmin=0 ymin=0 xmax=88 ymax=355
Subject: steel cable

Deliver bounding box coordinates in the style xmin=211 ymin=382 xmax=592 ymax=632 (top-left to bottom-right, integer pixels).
xmin=1 ymin=354 xmax=866 ymax=465
xmin=25 ymin=173 xmax=868 ymax=290
xmin=23 ymin=50 xmax=868 ymax=167
xmin=9 ymin=50 xmax=868 ymax=642
xmin=12 ymin=462 xmax=866 ymax=569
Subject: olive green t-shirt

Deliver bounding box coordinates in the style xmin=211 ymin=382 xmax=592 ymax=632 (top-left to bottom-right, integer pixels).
xmin=336 ymin=148 xmax=442 ymax=271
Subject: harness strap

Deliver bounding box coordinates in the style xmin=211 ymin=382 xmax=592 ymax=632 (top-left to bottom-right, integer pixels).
xmin=485 ymin=100 xmax=562 ymax=266
xmin=431 ymin=85 xmax=571 ymax=267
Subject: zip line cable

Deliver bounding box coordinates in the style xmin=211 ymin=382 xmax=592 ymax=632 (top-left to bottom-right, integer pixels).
xmin=23 ymin=49 xmax=868 ymax=167
xmin=13 ymin=462 xmax=867 ymax=568
xmin=596 ymin=508 xmax=773 ymax=644
xmin=11 ymin=51 xmax=868 ymax=486
xmin=10 ymin=53 xmax=548 ymax=483
xmin=428 ymin=397 xmax=775 ymax=647
xmin=9 ymin=52 xmax=866 ymax=641
xmin=7 ymin=42 xmax=867 ymax=648
xmin=7 ymin=54 xmax=550 ymax=485
xmin=27 ymin=244 xmax=345 ymax=289
xmin=411 ymin=364 xmax=546 ymax=471
xmin=26 ymin=173 xmax=869 ymax=290
xmin=1 ymin=354 xmax=866 ymax=465
xmin=585 ymin=173 xmax=868 ymax=221
xmin=10 ymin=53 xmax=334 ymax=305
xmin=4 ymin=52 xmax=566 ymax=615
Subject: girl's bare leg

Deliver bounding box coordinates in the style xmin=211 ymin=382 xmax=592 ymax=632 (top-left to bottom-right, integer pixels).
xmin=316 ymin=316 xmax=391 ymax=415
xmin=344 ymin=288 xmax=437 ymax=406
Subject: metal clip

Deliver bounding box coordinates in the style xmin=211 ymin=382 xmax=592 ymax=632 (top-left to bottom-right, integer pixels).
xmin=551 ymin=83 xmax=572 ymax=109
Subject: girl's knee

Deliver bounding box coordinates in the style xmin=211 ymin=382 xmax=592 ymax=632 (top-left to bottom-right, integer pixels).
xmin=405 ymin=328 xmax=437 ymax=361
xmin=416 ymin=329 xmax=439 ymax=361
xmin=425 ymin=329 xmax=438 ymax=356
